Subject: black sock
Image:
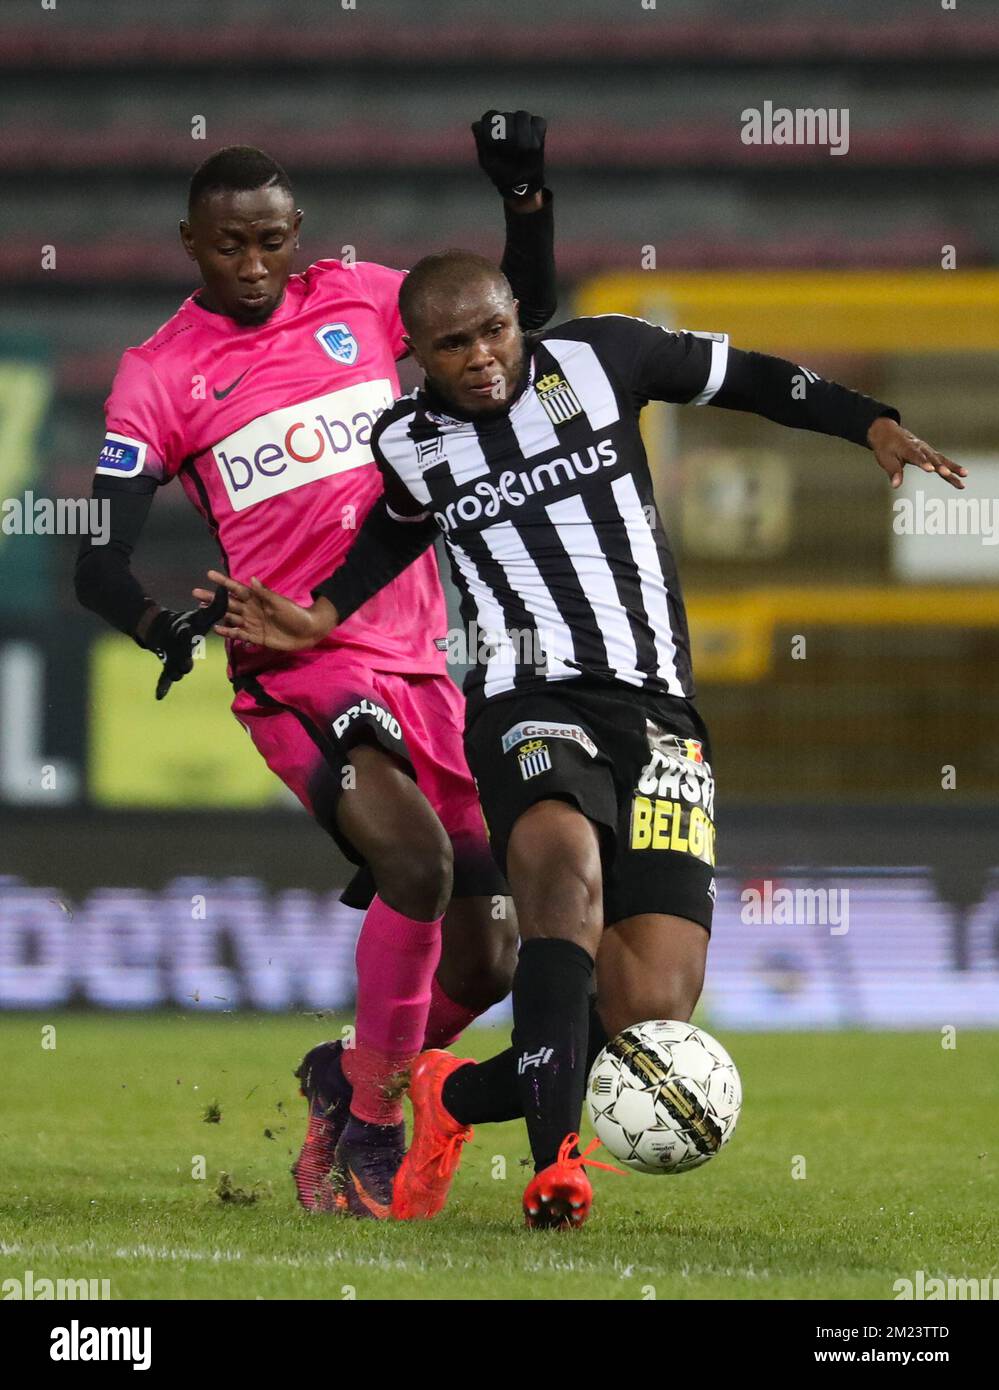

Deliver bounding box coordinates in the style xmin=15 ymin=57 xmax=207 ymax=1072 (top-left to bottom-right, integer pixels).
xmin=442 ymin=1051 xmax=522 ymax=1125
xmin=512 ymin=938 xmax=594 ymax=1171
xmin=585 ymin=995 xmax=610 ymax=1070
xmin=443 ymin=992 xmax=610 ymax=1128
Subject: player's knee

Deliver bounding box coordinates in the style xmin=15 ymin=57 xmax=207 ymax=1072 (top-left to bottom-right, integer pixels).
xmin=369 ymin=828 xmax=454 ymax=921
xmin=555 ymin=859 xmax=602 ymax=917
xmin=608 ymin=969 xmax=704 ymax=1035
xmin=508 ymin=822 xmax=602 ymax=935
xmin=516 ymin=858 xmax=602 ymax=943
xmin=465 ymin=924 xmax=518 ymax=1008
xmin=436 ymin=897 xmax=518 ymax=1010
xmin=443 ymin=952 xmax=515 ymax=1013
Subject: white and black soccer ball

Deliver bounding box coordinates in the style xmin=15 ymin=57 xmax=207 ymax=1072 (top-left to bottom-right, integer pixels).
xmin=586 ymin=1020 xmax=742 ymax=1175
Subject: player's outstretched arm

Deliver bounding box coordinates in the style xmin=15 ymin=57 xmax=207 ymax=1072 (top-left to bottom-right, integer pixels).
xmin=473 ymin=109 xmax=557 ymax=330
xmin=312 ymin=489 xmax=438 ymax=617
xmin=709 ymin=348 xmax=967 ymax=488
xmin=197 ymin=572 xmax=334 ymax=653
xmin=202 ymin=486 xmax=440 ymax=651
xmin=75 ymin=477 xmax=222 ymax=697
xmin=628 ymin=322 xmax=967 ymax=490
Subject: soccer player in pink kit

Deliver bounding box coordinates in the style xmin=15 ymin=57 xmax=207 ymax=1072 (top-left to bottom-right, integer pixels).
xmin=75 ymin=115 xmax=557 ymax=1218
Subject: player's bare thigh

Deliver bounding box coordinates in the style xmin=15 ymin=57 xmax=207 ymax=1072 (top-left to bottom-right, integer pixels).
xmin=595 ymin=914 xmax=708 ymax=1038
xmin=436 ymin=895 xmax=518 ymax=1013
xmin=505 ymin=798 xmax=604 ymax=958
xmin=341 ymin=737 xmax=518 ymax=1006
xmin=337 ymin=740 xmax=454 ymax=920
xmin=505 ymin=800 xmax=707 ymax=1030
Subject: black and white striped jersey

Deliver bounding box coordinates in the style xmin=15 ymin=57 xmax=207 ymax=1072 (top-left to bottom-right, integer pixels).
xmin=365 ymin=314 xmax=897 ymax=715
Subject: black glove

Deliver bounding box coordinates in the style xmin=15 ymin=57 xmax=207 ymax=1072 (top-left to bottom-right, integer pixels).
xmin=138 ymin=588 xmax=228 ymax=700
xmin=472 ymin=109 xmax=546 ymax=200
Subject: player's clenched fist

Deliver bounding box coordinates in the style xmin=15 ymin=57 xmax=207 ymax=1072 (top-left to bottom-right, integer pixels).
xmin=193 ymin=569 xmax=338 ymax=652
xmin=472 ymin=109 xmax=547 ymax=200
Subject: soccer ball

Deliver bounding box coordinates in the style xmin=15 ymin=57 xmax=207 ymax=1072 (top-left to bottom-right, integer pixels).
xmin=586 ymin=1020 xmax=741 ymax=1174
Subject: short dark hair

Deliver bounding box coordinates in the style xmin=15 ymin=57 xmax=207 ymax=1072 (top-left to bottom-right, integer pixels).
xmin=399 ymin=249 xmax=513 ymax=335
xmin=187 ymin=146 xmax=293 ymax=216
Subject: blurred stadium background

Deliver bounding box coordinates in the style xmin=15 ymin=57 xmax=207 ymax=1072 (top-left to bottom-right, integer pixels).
xmin=1 ymin=0 xmax=997 ymax=1030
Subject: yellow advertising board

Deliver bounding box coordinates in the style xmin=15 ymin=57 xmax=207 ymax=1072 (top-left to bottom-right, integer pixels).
xmin=576 ymin=271 xmax=999 ymax=354
xmin=89 ymin=635 xmax=285 ymax=808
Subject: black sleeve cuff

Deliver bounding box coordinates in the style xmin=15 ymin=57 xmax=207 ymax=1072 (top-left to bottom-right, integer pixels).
xmin=501 ymin=188 xmax=557 ymax=331
xmin=310 ymin=501 xmax=438 ymax=623
xmin=75 ymin=547 xmax=155 ymax=636
xmin=856 ymin=405 xmax=902 ymax=447
xmin=311 ymin=569 xmax=371 ymax=624
xmin=74 ymin=479 xmax=158 ymax=636
xmin=713 ymin=350 xmax=901 ymax=448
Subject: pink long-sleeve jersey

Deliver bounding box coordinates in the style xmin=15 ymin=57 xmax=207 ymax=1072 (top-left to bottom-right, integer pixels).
xmin=97 ymin=259 xmax=448 ymax=678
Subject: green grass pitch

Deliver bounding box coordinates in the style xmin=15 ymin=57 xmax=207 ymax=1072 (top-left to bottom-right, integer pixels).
xmin=1 ymin=1014 xmax=996 ymax=1300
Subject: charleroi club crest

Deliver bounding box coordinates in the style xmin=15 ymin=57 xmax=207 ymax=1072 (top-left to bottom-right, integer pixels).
xmin=535 ymin=372 xmax=583 ymax=425
xmin=518 ymin=739 xmax=553 ymax=780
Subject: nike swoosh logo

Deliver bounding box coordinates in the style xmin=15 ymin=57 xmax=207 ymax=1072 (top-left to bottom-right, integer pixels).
xmin=348 ymin=1169 xmax=391 ymax=1220
xmin=213 ymin=368 xmax=250 ymax=400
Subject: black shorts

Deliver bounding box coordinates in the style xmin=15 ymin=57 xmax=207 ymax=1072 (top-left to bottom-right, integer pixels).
xmin=464 ymin=680 xmax=716 ymax=932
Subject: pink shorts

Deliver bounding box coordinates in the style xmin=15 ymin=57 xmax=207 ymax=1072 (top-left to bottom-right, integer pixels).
xmin=231 ymin=652 xmax=505 ymax=906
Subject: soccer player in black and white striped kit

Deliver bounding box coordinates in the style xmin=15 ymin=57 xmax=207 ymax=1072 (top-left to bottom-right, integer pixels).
xmin=211 ymin=251 xmax=965 ymax=1228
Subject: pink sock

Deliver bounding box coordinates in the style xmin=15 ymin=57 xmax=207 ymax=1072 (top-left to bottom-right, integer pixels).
xmin=343 ymin=896 xmax=443 ymax=1125
xmin=422 ymin=975 xmax=480 ymax=1050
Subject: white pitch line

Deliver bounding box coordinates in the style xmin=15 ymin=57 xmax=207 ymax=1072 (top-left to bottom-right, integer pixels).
xmin=1 ymin=1238 xmax=668 ymax=1281
xmin=1 ymin=1239 xmax=420 ymax=1274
